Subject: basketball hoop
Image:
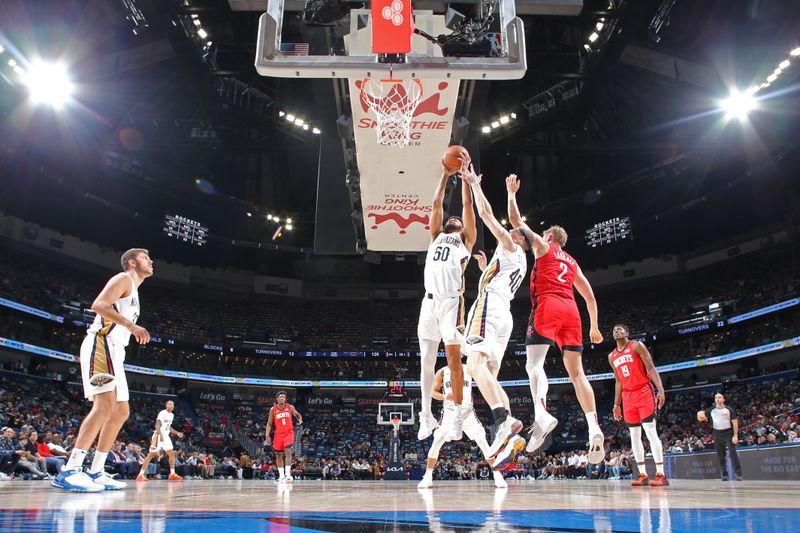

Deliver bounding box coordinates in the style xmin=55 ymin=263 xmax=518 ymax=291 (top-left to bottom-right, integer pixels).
xmin=360 ymin=77 xmax=423 ymax=147
xmin=390 ymin=416 xmax=402 ymax=434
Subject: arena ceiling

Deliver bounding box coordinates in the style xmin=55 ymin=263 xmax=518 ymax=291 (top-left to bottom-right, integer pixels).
xmin=0 ymin=0 xmax=798 ymax=278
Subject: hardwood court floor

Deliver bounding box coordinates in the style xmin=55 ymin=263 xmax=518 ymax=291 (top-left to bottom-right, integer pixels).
xmin=1 ymin=479 xmax=798 ymax=531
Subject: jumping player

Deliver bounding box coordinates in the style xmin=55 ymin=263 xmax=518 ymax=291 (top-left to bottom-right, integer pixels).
xmin=460 ymin=166 xmax=528 ymax=468
xmin=418 ymin=364 xmax=507 ymax=489
xmin=52 ymin=248 xmax=153 ymax=492
xmin=609 ymin=324 xmax=668 ymax=486
xmin=265 ymin=391 xmax=303 ymax=483
xmin=417 ymin=158 xmax=477 ymax=440
xmin=136 ymin=400 xmax=185 ymax=481
xmin=506 ymin=175 xmax=605 ymax=463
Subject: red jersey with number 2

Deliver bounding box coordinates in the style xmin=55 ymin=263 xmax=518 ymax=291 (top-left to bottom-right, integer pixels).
xmin=530 ymin=243 xmax=577 ymax=303
xmin=273 ymin=403 xmax=294 ymax=435
xmin=610 ymin=342 xmax=650 ymax=391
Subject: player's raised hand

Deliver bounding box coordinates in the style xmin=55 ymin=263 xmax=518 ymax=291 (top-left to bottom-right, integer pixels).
xmin=131 ymin=324 xmax=150 ymax=345
xmin=589 ymin=327 xmax=603 ymax=344
xmin=612 ymin=405 xmax=622 ymax=421
xmin=473 ymin=250 xmax=488 ymax=271
xmin=656 ymin=390 xmax=666 ymax=409
xmin=506 ymin=174 xmax=520 ymax=194
xmin=460 ymin=164 xmax=482 ymax=186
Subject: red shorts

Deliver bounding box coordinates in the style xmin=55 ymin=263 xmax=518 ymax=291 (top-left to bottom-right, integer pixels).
xmin=622 ymin=384 xmax=657 ymax=426
xmin=273 ymin=431 xmax=295 ymax=451
xmin=526 ymin=295 xmax=583 ymax=352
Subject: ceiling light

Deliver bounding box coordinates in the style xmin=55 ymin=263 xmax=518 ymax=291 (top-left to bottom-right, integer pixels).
xmin=584 ymin=44 xmax=592 ymax=52
xmin=499 ymin=115 xmax=509 ymax=124
xmin=191 ymin=14 xmax=198 ymax=19
xmin=205 ymin=41 xmax=213 ymax=48
xmin=491 ymin=121 xmax=500 ymax=128
xmin=286 ymin=218 xmax=292 ymax=224
xmin=595 ymin=21 xmax=604 ymax=31
xmin=12 ymin=65 xmax=24 ymax=75
xmin=286 ymin=224 xmax=293 ymax=231
xmin=278 ymin=111 xmax=285 ymax=117
xmin=481 ymin=126 xmax=491 ymax=133
xmin=0 ymin=45 xmax=4 ymax=54
xmin=767 ymin=73 xmax=777 ymax=82
xmin=791 ymin=48 xmax=800 ymax=57
xmin=720 ymin=89 xmax=756 ymax=121
xmin=302 ymin=124 xmax=309 ymax=130
xmin=779 ymin=59 xmax=790 ymax=69
xmin=8 ymin=59 xmax=17 ymax=67
xmin=197 ymin=28 xmax=208 ymax=39
xmin=588 ymin=32 xmax=599 ymax=43
xmin=267 ymin=214 xmax=273 ymax=221
xmin=774 ymin=68 xmax=782 ymax=75
xmin=294 ymin=118 xmax=304 ymax=126
xmin=500 ymin=219 xmax=507 ymax=225
xmin=193 ymin=19 xmax=201 ymax=26
xmin=510 ymin=112 xmax=517 ymax=119
xmin=23 ymin=62 xmax=73 ymax=107
xmin=246 ymin=211 xmax=252 ymax=218
xmin=286 ymin=114 xmax=295 ymax=121
xmin=312 ymin=127 xmax=321 ymax=134
xmin=521 ymin=216 xmax=527 ymax=222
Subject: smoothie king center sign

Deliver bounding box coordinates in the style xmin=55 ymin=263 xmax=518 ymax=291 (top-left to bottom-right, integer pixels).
xmin=350 ymin=78 xmax=460 ymax=252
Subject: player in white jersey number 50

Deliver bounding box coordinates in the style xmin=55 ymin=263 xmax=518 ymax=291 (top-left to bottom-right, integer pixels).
xmin=417 ymin=157 xmax=477 ymax=440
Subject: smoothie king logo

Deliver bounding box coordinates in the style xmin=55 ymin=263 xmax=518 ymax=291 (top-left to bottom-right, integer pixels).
xmin=355 ymin=81 xmax=452 ymax=140
xmin=367 ymin=193 xmax=431 ymax=234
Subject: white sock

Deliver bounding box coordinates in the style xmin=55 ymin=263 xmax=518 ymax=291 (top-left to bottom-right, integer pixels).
xmin=65 ymin=448 xmax=88 ymax=471
xmin=424 ymin=468 xmax=433 ymax=477
xmin=278 ymin=468 xmax=285 ymax=478
xmin=284 ymin=465 xmax=291 ymax=476
xmin=170 ymin=467 xmax=176 ymax=475
xmin=88 ymin=451 xmax=107 ymax=474
xmin=585 ymin=412 xmax=600 ymax=433
xmin=419 ymin=339 xmax=439 ymax=416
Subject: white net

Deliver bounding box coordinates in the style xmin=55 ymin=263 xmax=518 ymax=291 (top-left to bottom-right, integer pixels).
xmin=359 ymin=77 xmax=423 ymax=147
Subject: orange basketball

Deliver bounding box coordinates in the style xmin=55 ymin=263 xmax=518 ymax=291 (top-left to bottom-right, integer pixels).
xmin=442 ymin=145 xmax=470 ymax=173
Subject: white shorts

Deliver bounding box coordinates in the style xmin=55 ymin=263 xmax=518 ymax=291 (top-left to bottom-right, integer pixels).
xmin=435 ymin=406 xmax=486 ymax=443
xmin=150 ymin=433 xmax=173 ymax=453
xmin=80 ymin=333 xmax=129 ymax=402
xmin=462 ymin=292 xmax=512 ymax=368
xmin=417 ymin=294 xmax=466 ymax=345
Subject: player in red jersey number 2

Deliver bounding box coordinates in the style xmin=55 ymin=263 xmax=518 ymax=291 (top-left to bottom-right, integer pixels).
xmin=609 ymin=324 xmax=668 ymax=486
xmin=506 ymin=175 xmax=605 ymax=463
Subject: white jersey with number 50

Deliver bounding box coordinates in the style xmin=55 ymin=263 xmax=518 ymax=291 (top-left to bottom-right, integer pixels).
xmin=424 ymin=232 xmax=470 ymax=297
xmin=478 ymin=245 xmax=527 ymax=304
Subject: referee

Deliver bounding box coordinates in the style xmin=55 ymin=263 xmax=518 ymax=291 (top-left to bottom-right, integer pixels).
xmin=697 ymin=392 xmax=743 ymax=481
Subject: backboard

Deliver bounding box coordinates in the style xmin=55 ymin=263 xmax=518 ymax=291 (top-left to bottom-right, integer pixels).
xmin=255 ymin=0 xmax=526 ymax=80
xmin=377 ymin=403 xmax=415 ymax=426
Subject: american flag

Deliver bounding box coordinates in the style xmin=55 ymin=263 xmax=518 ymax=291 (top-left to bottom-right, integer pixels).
xmin=279 ymin=43 xmax=310 ymax=56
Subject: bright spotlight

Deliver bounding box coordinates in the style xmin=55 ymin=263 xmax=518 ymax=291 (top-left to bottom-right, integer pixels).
xmin=767 ymin=73 xmax=777 ymax=83
xmin=588 ymin=32 xmax=599 ymax=43
xmin=491 ymin=121 xmax=500 ymax=128
xmin=197 ymin=28 xmax=208 ymax=39
xmin=481 ymin=125 xmax=491 ymax=134
xmin=0 ymin=44 xmax=4 ymax=54
xmin=720 ymin=89 xmax=756 ymax=121
xmin=294 ymin=118 xmax=304 ymax=126
xmin=286 ymin=114 xmax=295 ymax=122
xmin=792 ymin=47 xmax=800 ymax=57
xmin=499 ymin=115 xmax=509 ymax=124
xmin=312 ymin=127 xmax=321 ymax=134
xmin=23 ymin=62 xmax=73 ymax=107
xmin=779 ymin=59 xmax=790 ymax=69
xmin=510 ymin=112 xmax=517 ymax=119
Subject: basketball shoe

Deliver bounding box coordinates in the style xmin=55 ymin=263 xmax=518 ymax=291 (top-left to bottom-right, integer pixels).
xmin=491 ymin=435 xmax=525 ymax=471
xmin=525 ymin=411 xmax=558 ymax=453
xmin=587 ymin=429 xmax=606 ymax=464
xmin=88 ymin=471 xmax=127 ymax=490
xmin=418 ymin=413 xmax=439 ymax=440
xmin=631 ymin=473 xmax=649 ymax=486
xmin=168 ymin=473 xmax=183 ymax=481
xmin=51 ymin=468 xmax=104 ymax=493
xmin=487 ymin=415 xmax=523 ymax=459
xmin=417 ymin=473 xmax=433 ymax=489
xmin=135 ymin=474 xmax=148 ymax=482
xmin=492 ymin=470 xmax=508 ymax=489
xmin=649 ymin=473 xmax=669 ymax=486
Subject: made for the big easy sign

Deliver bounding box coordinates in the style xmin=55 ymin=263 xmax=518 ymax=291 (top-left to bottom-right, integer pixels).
xmin=349 ymin=78 xmax=460 ymax=252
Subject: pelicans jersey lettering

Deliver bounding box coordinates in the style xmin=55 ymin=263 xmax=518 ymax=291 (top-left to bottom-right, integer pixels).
xmin=442 ymin=365 xmax=473 ymax=409
xmin=157 ymin=409 xmax=174 ymax=435
xmin=477 ymin=245 xmax=527 ymax=304
xmin=87 ymin=274 xmax=140 ymax=347
xmin=424 ymin=232 xmax=470 ymax=297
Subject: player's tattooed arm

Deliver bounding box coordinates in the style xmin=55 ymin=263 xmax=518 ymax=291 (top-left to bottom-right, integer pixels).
xmin=430 ymin=166 xmax=450 ymax=241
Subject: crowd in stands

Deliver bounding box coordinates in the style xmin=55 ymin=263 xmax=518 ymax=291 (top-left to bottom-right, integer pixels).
xmin=2 ymin=364 xmax=798 ymax=482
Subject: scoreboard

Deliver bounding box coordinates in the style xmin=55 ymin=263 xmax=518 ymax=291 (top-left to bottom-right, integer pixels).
xmin=163 ymin=214 xmax=208 ymax=246
xmin=585 ymin=217 xmax=632 ymax=248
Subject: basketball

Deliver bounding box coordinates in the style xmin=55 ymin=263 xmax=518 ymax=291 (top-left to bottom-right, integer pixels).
xmin=442 ymin=145 xmax=470 ymax=173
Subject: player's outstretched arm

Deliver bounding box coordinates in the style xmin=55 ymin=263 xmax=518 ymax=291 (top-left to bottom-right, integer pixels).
xmin=461 ymin=170 xmax=477 ymax=252
xmin=632 ymin=341 xmax=666 ymax=408
xmin=91 ymin=273 xmax=150 ymax=344
xmin=290 ymin=405 xmax=303 ymax=425
xmin=461 ymin=165 xmax=515 ymax=252
xmin=431 ymin=369 xmax=445 ymax=401
xmin=429 ymin=166 xmax=450 ymax=242
xmin=506 ymin=175 xmax=548 ymax=257
xmin=573 ymin=267 xmax=602 ymax=344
